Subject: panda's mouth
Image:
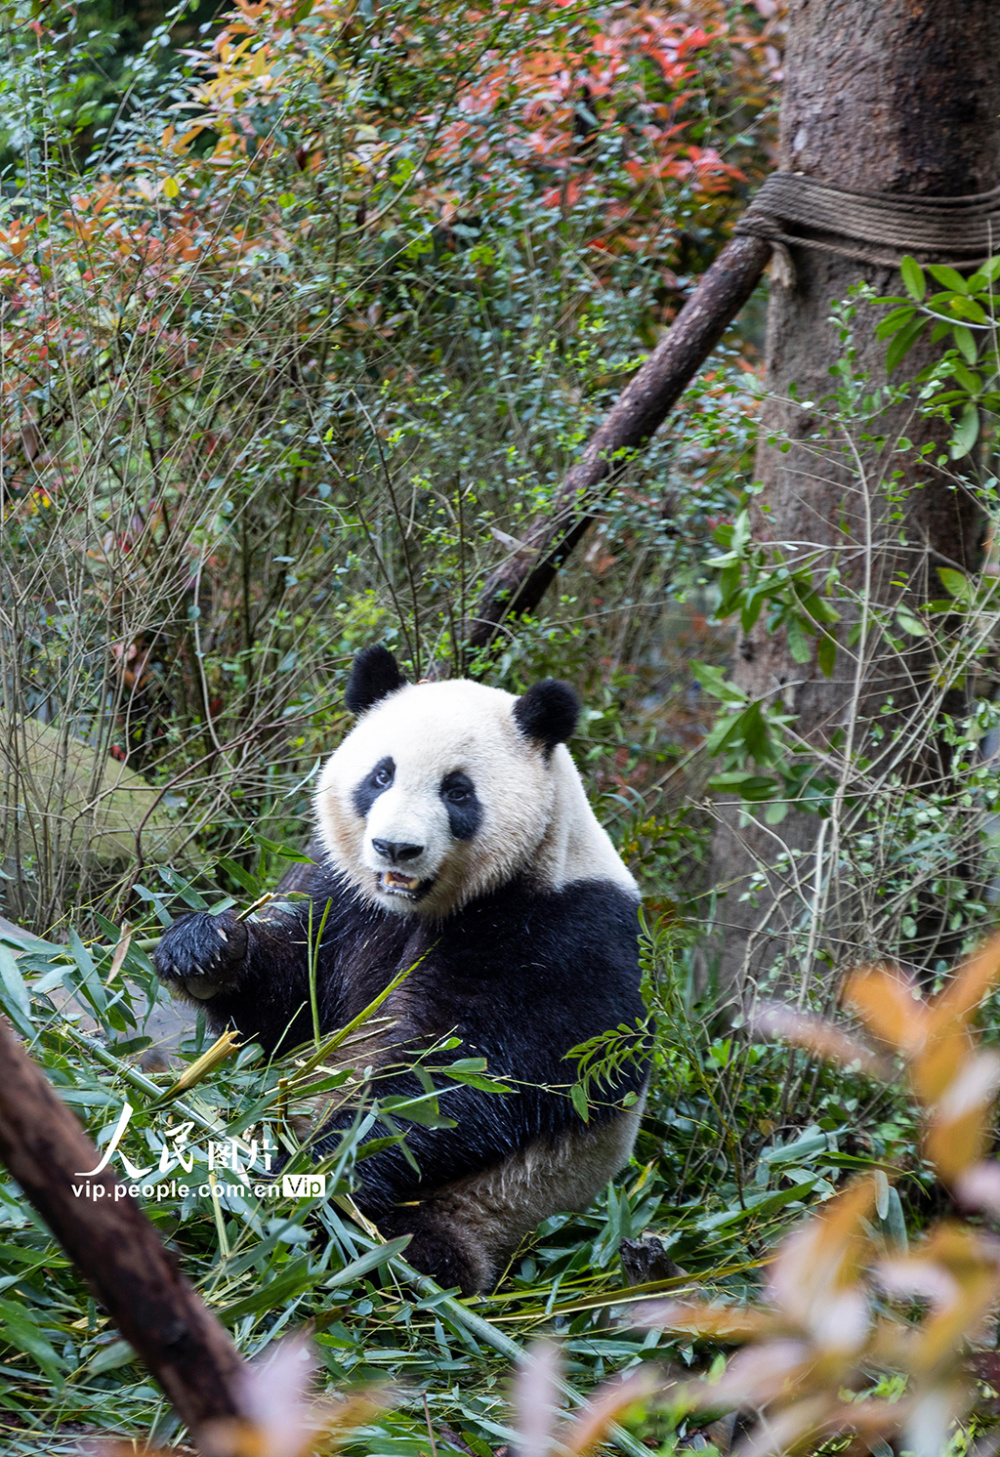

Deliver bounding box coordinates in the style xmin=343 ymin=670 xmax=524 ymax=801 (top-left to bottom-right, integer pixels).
xmin=377 ymin=870 xmax=432 ymax=900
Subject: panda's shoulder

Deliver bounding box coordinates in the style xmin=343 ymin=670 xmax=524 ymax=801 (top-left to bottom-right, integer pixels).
xmin=529 ymin=878 xmax=640 ymax=945
xmin=450 ymin=876 xmax=640 ymax=970
xmin=533 ymin=873 xmax=637 ymax=921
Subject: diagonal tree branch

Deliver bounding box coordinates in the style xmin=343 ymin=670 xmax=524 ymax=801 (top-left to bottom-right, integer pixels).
xmin=0 ymin=1017 xmax=248 ymax=1452
xmin=464 ymin=233 xmax=772 ymax=657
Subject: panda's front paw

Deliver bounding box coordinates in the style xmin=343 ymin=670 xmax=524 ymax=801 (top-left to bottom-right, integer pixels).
xmin=154 ymin=910 xmax=248 ymax=1002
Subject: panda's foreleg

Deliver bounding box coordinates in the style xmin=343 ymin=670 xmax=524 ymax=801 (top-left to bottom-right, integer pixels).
xmin=154 ymin=909 xmax=247 ymax=1000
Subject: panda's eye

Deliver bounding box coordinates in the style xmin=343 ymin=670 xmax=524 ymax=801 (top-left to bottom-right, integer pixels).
xmin=352 ymin=756 xmax=396 ymax=819
xmin=440 ymin=770 xmax=481 ymax=838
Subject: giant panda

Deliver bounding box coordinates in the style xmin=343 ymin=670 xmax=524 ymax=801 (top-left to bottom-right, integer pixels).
xmin=154 ymin=646 xmax=648 ymax=1293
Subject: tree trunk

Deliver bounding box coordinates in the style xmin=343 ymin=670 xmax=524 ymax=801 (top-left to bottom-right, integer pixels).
xmin=710 ymin=0 xmax=1000 ymax=1000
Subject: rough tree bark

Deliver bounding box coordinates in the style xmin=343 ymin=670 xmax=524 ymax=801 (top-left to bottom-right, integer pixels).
xmin=0 ymin=1017 xmax=248 ymax=1453
xmin=710 ymin=0 xmax=1000 ymax=998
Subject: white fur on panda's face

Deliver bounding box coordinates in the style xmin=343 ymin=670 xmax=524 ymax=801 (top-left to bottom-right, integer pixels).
xmin=314 ymin=681 xmax=557 ymax=918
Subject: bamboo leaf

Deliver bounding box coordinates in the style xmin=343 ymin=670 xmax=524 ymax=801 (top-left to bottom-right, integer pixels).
xmin=326 ymin=1235 xmax=412 ymax=1287
xmin=0 ymin=1297 xmax=65 ymax=1383
xmin=216 ymin=1258 xmax=322 ymax=1324
xmin=0 ymin=946 xmax=32 ymax=1036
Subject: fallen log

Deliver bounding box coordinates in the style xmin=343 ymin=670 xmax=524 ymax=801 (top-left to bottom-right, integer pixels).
xmin=464 ymin=233 xmax=772 ymax=656
xmin=0 ymin=1018 xmax=247 ymax=1453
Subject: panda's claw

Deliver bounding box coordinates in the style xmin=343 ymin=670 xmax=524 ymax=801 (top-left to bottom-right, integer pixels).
xmin=153 ymin=909 xmax=248 ymax=997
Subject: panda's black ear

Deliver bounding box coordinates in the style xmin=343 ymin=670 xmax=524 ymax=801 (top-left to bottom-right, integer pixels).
xmin=513 ymin=679 xmax=580 ymax=754
xmin=346 ymin=645 xmax=408 ymax=715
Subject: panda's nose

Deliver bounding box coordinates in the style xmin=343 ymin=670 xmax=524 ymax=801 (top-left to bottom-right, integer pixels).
xmin=372 ymin=838 xmax=424 ymax=865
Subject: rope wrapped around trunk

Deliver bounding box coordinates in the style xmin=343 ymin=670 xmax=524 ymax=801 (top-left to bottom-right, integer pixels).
xmin=735 ymin=171 xmax=1000 ymax=279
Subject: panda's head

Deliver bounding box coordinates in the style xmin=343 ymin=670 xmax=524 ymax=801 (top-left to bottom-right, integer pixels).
xmin=314 ymin=645 xmax=584 ymax=918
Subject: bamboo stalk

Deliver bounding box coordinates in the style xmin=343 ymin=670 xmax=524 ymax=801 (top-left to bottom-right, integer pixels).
xmin=390 ymin=1256 xmax=652 ymax=1457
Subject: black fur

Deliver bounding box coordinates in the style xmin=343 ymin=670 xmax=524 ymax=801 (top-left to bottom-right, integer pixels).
xmin=155 ymin=912 xmax=247 ymax=995
xmin=154 ymin=867 xmax=645 ymax=1290
xmin=352 ymin=756 xmax=395 ymax=818
xmin=439 ymin=770 xmax=481 ymax=840
xmin=514 ymin=680 xmax=580 ymax=755
xmin=345 ymin=646 xmax=407 ymax=716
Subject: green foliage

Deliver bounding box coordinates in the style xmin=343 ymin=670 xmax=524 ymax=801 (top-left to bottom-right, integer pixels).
xmin=0 ymin=0 xmax=213 ymax=173
xmin=876 ymin=252 xmax=1000 ymax=457
xmin=690 ymin=279 xmax=1000 ymax=980
xmin=0 ymin=0 xmax=773 ymax=931
xmin=3 ymin=895 xmax=944 ymax=1453
xmin=709 ymin=509 xmax=842 ymax=670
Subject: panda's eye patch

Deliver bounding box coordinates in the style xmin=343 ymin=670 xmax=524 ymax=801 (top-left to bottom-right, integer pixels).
xmin=440 ymin=771 xmax=481 ymax=841
xmin=352 ymin=756 xmax=396 ymax=818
